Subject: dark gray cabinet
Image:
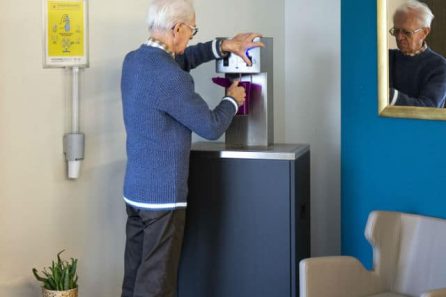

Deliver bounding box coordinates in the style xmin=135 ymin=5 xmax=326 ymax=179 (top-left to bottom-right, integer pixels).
xmin=178 ymin=143 xmax=310 ymax=297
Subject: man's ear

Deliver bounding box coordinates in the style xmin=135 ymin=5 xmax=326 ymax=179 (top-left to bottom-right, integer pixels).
xmin=172 ymin=23 xmax=181 ymax=34
xmin=423 ymin=27 xmax=431 ymax=38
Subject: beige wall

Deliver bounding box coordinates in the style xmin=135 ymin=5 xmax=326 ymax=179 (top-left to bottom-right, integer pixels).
xmin=284 ymin=0 xmax=341 ymax=255
xmin=0 ymin=0 xmax=285 ymax=296
xmin=1 ymin=0 xmax=343 ymax=294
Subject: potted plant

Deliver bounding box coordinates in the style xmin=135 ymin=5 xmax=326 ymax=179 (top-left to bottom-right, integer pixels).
xmin=32 ymin=250 xmax=79 ymax=297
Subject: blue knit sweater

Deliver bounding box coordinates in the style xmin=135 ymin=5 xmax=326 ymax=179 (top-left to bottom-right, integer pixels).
xmin=390 ymin=48 xmax=446 ymax=107
xmin=121 ymin=41 xmax=236 ymax=210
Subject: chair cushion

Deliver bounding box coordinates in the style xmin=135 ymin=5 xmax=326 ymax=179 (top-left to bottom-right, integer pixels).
xmin=393 ymin=215 xmax=446 ymax=296
xmin=366 ymin=293 xmax=410 ymax=297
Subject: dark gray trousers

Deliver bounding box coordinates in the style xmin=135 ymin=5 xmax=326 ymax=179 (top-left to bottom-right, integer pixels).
xmin=121 ymin=205 xmax=186 ymax=297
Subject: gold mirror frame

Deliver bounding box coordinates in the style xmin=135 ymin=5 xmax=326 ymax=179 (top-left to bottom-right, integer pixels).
xmin=377 ymin=0 xmax=446 ymax=120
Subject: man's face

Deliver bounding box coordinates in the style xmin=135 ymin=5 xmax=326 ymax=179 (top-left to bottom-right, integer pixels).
xmin=393 ymin=10 xmax=430 ymax=54
xmin=173 ymin=15 xmax=197 ymax=55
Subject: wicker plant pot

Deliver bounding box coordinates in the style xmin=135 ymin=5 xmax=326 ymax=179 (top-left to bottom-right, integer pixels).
xmin=42 ymin=287 xmax=78 ymax=297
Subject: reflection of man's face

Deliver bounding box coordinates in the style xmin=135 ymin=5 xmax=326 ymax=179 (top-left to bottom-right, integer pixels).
xmin=393 ymin=10 xmax=430 ymax=54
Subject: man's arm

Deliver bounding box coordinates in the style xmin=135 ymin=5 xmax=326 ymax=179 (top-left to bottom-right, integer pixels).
xmin=175 ymin=40 xmax=226 ymax=72
xmin=392 ymin=67 xmax=446 ymax=108
xmin=175 ymin=33 xmax=264 ymax=71
xmin=157 ymin=71 xmax=238 ymax=140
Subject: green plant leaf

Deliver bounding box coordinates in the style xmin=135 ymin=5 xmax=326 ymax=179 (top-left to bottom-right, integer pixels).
xmin=57 ymin=250 xmax=65 ymax=263
xmin=63 ymin=269 xmax=70 ymax=290
xmin=32 ymin=250 xmax=78 ymax=291
xmin=46 ymin=278 xmax=57 ymax=290
xmin=32 ymin=268 xmax=47 ymax=282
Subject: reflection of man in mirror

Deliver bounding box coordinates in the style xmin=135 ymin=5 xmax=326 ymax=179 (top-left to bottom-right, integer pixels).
xmin=389 ymin=0 xmax=446 ymax=107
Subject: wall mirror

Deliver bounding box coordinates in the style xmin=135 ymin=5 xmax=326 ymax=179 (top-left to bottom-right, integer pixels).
xmin=378 ymin=0 xmax=446 ymax=120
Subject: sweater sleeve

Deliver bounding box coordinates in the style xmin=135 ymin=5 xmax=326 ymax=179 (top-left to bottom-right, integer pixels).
xmin=157 ymin=71 xmax=237 ymax=140
xmin=391 ymin=50 xmax=446 ymax=108
xmin=175 ymin=40 xmax=223 ymax=72
xmin=394 ymin=66 xmax=446 ymax=107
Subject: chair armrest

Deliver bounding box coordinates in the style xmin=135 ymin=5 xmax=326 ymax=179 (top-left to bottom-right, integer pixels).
xmin=421 ymin=288 xmax=446 ymax=297
xmin=299 ymin=256 xmax=386 ymax=297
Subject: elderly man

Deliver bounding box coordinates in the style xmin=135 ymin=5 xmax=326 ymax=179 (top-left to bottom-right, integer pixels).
xmin=120 ymin=0 xmax=264 ymax=296
xmin=389 ymin=0 xmax=446 ymax=107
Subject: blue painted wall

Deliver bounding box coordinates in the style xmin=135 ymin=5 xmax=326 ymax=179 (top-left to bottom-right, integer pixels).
xmin=341 ymin=0 xmax=446 ymax=268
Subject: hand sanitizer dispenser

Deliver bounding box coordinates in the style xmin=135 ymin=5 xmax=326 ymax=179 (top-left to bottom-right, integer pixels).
xmin=215 ymin=37 xmax=274 ymax=147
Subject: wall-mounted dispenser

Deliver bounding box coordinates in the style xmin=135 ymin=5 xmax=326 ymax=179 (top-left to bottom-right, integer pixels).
xmin=63 ymin=67 xmax=85 ymax=179
xmin=43 ymin=0 xmax=89 ymax=179
xmin=214 ymin=37 xmax=273 ymax=147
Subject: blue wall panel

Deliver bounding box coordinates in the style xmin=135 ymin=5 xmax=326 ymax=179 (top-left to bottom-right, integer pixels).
xmin=341 ymin=0 xmax=446 ymax=268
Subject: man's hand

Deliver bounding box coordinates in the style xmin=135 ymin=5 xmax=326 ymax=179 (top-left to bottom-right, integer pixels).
xmin=227 ymin=80 xmax=246 ymax=107
xmin=221 ymin=33 xmax=265 ymax=65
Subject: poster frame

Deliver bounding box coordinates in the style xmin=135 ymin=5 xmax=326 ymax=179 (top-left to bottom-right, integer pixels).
xmin=42 ymin=0 xmax=89 ymax=68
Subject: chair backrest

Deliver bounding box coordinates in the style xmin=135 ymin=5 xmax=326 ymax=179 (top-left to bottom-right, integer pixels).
xmin=365 ymin=211 xmax=446 ymax=296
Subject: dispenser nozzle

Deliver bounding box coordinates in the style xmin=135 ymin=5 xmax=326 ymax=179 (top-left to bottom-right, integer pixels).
xmin=63 ymin=133 xmax=85 ymax=179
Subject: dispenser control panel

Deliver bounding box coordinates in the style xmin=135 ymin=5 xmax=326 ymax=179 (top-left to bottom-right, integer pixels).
xmin=216 ymin=43 xmax=261 ymax=74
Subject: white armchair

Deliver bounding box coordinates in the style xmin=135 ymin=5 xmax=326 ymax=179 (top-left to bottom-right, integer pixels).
xmin=300 ymin=211 xmax=446 ymax=297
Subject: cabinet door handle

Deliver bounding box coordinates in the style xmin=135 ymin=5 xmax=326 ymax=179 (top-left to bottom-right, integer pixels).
xmin=300 ymin=204 xmax=307 ymax=218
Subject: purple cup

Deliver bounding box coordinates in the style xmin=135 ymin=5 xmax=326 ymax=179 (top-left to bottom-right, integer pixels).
xmin=212 ymin=77 xmax=261 ymax=115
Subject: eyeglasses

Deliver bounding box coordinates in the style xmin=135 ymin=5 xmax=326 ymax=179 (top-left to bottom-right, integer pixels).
xmin=183 ymin=23 xmax=199 ymax=37
xmin=389 ymin=27 xmax=423 ymax=37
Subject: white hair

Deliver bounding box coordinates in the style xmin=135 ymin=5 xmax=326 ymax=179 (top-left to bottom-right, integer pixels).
xmin=395 ymin=0 xmax=434 ymax=27
xmin=147 ymin=0 xmax=195 ymax=32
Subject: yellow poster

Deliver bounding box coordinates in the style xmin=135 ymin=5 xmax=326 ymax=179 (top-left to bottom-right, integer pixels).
xmin=47 ymin=0 xmax=84 ymax=57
